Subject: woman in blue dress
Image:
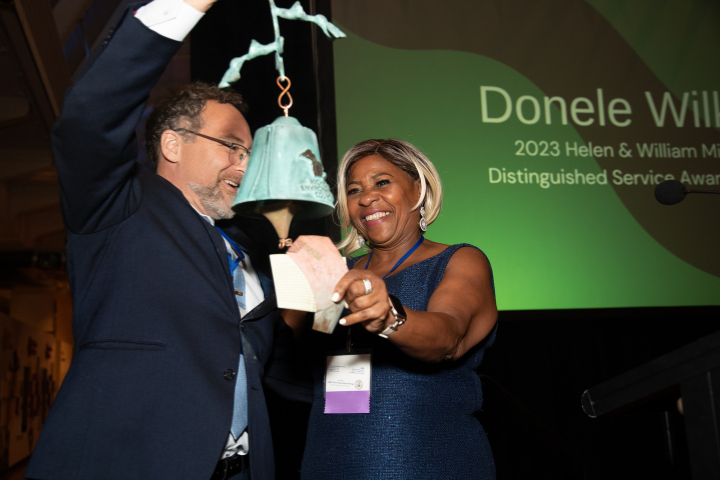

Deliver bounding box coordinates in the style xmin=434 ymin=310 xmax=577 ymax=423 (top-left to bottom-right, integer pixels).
xmin=300 ymin=139 xmax=498 ymax=480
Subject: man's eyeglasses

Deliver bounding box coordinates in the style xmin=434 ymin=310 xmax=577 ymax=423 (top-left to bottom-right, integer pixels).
xmin=174 ymin=128 xmax=250 ymax=163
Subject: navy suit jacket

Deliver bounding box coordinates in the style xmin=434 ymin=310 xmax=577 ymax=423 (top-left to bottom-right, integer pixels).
xmin=25 ymin=6 xmax=301 ymax=479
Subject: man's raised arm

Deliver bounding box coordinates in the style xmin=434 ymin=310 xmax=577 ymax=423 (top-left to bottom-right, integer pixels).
xmin=54 ymin=0 xmax=216 ymax=235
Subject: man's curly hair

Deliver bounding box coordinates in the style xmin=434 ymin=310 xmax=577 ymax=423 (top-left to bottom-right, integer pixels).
xmin=145 ymin=81 xmax=247 ymax=167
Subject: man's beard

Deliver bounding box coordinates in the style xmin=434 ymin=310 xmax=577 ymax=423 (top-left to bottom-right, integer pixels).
xmin=189 ymin=181 xmax=236 ymax=220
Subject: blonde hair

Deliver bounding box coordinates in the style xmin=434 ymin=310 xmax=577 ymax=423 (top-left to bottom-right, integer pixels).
xmin=336 ymin=139 xmax=443 ymax=256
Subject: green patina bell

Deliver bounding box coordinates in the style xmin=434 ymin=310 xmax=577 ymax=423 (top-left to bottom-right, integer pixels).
xmin=232 ymin=115 xmax=335 ymax=246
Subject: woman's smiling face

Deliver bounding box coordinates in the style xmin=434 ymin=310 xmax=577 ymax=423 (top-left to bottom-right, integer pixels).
xmin=346 ymin=154 xmax=422 ymax=247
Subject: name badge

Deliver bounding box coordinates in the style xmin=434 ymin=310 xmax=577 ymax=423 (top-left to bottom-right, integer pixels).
xmin=324 ymin=353 xmax=371 ymax=414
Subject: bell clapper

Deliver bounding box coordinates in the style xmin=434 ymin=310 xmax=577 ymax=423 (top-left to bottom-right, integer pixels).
xmin=277 ymin=76 xmax=293 ymax=117
xmin=258 ymin=200 xmax=299 ymax=249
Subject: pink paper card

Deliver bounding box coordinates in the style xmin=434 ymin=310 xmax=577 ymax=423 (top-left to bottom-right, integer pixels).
xmin=286 ymin=236 xmax=348 ymax=333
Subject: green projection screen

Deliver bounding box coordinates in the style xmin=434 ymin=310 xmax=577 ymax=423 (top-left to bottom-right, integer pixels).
xmin=330 ymin=0 xmax=720 ymax=311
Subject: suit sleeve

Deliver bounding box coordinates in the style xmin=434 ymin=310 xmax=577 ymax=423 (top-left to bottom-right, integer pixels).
xmin=53 ymin=6 xmax=182 ymax=234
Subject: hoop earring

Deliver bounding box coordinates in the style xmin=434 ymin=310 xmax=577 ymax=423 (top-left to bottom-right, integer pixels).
xmin=419 ymin=204 xmax=428 ymax=232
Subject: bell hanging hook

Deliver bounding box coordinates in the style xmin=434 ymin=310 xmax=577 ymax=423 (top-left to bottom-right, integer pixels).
xmin=277 ymin=76 xmax=293 ymax=117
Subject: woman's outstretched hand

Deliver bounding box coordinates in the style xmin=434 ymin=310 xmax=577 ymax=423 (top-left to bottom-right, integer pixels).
xmin=332 ymin=269 xmax=393 ymax=334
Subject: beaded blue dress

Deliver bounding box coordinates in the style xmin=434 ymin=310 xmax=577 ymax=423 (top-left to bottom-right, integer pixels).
xmin=301 ymin=244 xmax=497 ymax=480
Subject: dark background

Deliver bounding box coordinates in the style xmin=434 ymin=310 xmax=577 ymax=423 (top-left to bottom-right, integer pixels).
xmin=481 ymin=308 xmax=718 ymax=480
xmin=191 ymin=2 xmax=719 ymax=479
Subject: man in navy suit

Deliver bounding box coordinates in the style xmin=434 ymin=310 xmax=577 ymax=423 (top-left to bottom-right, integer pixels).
xmin=24 ymin=0 xmax=305 ymax=478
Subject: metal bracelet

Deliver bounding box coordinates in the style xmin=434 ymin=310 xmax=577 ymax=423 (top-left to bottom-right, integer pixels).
xmin=378 ymin=296 xmax=406 ymax=339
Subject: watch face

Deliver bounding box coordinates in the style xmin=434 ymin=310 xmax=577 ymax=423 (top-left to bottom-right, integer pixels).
xmin=389 ymin=295 xmax=407 ymax=318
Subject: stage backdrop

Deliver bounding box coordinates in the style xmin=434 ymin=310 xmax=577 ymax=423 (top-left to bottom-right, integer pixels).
xmin=331 ymin=0 xmax=720 ymax=311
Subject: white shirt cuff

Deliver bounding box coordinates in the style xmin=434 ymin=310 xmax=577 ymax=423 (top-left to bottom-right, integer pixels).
xmin=134 ymin=0 xmax=205 ymax=42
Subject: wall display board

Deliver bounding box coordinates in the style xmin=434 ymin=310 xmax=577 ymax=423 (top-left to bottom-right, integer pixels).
xmin=331 ymin=0 xmax=720 ymax=310
xmin=0 ymin=313 xmax=69 ymax=470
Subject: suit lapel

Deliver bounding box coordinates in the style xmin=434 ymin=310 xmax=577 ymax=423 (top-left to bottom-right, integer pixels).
xmin=197 ymin=216 xmax=275 ymax=324
xmin=156 ymin=173 xmax=233 ymax=283
xmin=218 ymin=223 xmax=274 ymax=283
xmin=197 ymin=213 xmax=233 ymax=281
xmin=191 ymin=216 xmax=276 ymax=306
xmin=242 ymin=294 xmax=278 ymax=322
xmin=213 ymin=224 xmax=275 ymax=297
xmin=256 ymin=271 xmax=273 ymax=299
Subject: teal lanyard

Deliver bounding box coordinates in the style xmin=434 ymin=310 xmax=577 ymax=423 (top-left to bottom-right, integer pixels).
xmin=365 ymin=236 xmax=424 ymax=279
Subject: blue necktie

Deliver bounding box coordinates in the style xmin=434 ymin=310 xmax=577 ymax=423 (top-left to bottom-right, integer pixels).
xmin=231 ymin=253 xmax=246 ymax=311
xmin=215 ymin=228 xmax=249 ymax=438
xmin=230 ymin=264 xmax=248 ymax=438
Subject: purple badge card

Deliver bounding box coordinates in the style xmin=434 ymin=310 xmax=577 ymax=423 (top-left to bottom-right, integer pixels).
xmin=324 ymin=354 xmax=371 ymax=414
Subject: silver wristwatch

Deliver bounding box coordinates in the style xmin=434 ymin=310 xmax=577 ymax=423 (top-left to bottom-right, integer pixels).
xmin=378 ymin=295 xmax=407 ymax=339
